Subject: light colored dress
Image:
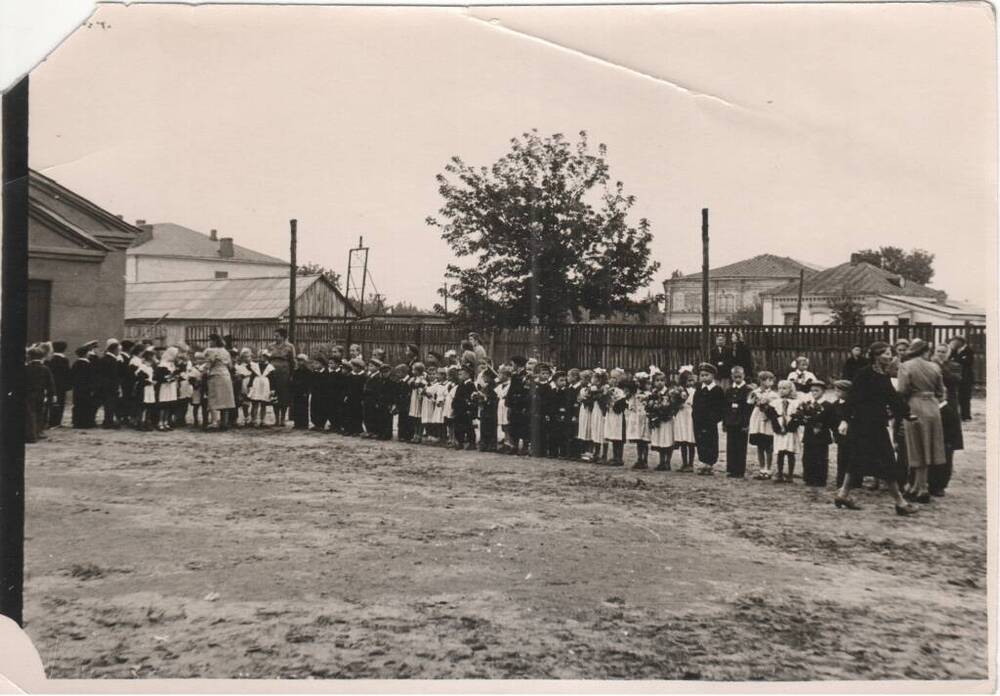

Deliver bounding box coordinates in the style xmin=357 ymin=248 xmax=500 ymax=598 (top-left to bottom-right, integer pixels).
xmin=648 ymin=388 xmax=675 ymax=449
xmin=748 ymin=388 xmax=776 ymax=442
xmin=204 ymin=347 xmax=235 ymax=410
xmin=235 ymin=363 xmax=252 ymax=399
xmin=672 ymin=387 xmax=695 ymax=444
xmin=157 ymin=360 xmax=179 ymax=403
xmin=423 ymin=382 xmax=441 ymax=423
xmin=138 ymin=364 xmax=156 ymax=404
xmin=603 ymin=387 xmax=626 ymax=442
xmin=576 ymin=386 xmax=593 ymax=440
xmin=770 ymin=395 xmax=802 ymax=454
xmin=589 ymin=395 xmax=607 ymax=445
xmin=442 ymin=382 xmax=456 ymax=421
xmin=626 ymin=390 xmax=650 ymax=442
xmin=248 ymin=362 xmax=275 ymax=402
xmin=496 ymin=381 xmax=510 ymax=427
xmin=897 ymin=357 xmax=946 ymax=469
xmin=186 ymin=366 xmax=202 ymax=405
xmin=409 ymin=377 xmax=427 ymax=419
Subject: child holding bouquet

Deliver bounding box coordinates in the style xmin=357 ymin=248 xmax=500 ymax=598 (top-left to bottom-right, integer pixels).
xmin=588 ymin=369 xmax=610 ymax=463
xmin=647 ymin=369 xmax=676 ymax=471
xmin=748 ymin=371 xmax=777 ymax=479
xmin=627 ymin=372 xmax=652 ymax=469
xmin=800 ymin=380 xmax=836 ymax=487
xmin=408 ymin=362 xmax=428 ymax=443
xmin=769 ymin=379 xmax=804 ymax=482
xmin=602 ymin=369 xmax=628 ymax=466
xmin=671 ymin=368 xmax=696 ymax=471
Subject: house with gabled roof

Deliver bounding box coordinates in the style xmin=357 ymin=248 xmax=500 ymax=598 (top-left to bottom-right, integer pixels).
xmin=126 ymin=222 xmax=288 ymax=282
xmin=760 ymin=255 xmax=986 ymax=326
xmin=27 ymin=169 xmax=139 ymax=349
xmin=124 ymin=274 xmax=357 ymax=346
xmin=661 ymin=253 xmax=821 ymax=325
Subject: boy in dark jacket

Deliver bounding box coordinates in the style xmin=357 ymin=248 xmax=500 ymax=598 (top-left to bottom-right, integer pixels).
xmin=290 ymin=355 xmax=312 ymax=429
xmin=451 ymin=365 xmax=477 ymax=450
xmin=25 ymin=346 xmax=56 ymax=443
xmin=723 ymin=365 xmax=753 ymax=478
xmin=309 ymin=357 xmax=330 ymax=431
xmin=693 ymin=363 xmax=726 ymax=475
xmin=71 ymin=344 xmax=98 ymax=428
xmin=343 ymin=357 xmax=366 ymax=435
xmin=801 ymin=380 xmax=836 ymax=487
xmin=46 ymin=341 xmax=71 ymax=427
xmin=477 ymin=367 xmax=499 ymax=452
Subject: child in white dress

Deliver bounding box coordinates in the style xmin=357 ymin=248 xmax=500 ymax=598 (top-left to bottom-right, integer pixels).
xmin=627 ymin=372 xmax=652 ymax=469
xmin=234 ymin=349 xmax=253 ymax=426
xmin=603 ymin=368 xmax=627 ymax=466
xmin=588 ymin=369 xmax=608 ymax=462
xmin=495 ymin=366 xmax=511 ymax=450
xmin=648 ymin=370 xmax=675 ymax=470
xmin=408 ymin=362 xmax=428 ymax=443
xmin=421 ymin=370 xmax=440 ymax=442
xmin=575 ymin=369 xmax=594 ymax=459
xmin=248 ymin=351 xmax=275 ymax=426
xmin=672 ymin=368 xmax=696 ymax=471
xmin=769 ymin=379 xmax=803 ymax=482
xmin=748 ymin=371 xmax=777 ymax=479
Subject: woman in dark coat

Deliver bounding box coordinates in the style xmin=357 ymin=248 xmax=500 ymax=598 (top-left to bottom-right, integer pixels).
xmin=841 ymin=344 xmax=867 ymax=382
xmin=833 ymin=341 xmax=917 ymax=515
xmin=930 ymin=343 xmax=964 ymax=496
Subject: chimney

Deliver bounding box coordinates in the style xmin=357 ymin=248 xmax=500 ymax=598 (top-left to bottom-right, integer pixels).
xmin=219 ymin=237 xmax=234 ymax=258
xmin=210 ymin=229 xmax=218 ymax=241
xmin=135 ymin=218 xmax=146 ymax=226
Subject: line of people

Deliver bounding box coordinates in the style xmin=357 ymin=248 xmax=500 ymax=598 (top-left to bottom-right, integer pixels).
xmin=24 ymin=331 xmax=969 ymax=515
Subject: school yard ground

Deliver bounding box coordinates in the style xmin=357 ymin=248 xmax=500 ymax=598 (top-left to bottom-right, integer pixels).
xmin=23 ymin=398 xmax=989 ymax=680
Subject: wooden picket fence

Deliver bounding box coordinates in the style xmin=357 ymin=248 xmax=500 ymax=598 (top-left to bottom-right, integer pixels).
xmin=184 ymin=321 xmax=988 ymax=385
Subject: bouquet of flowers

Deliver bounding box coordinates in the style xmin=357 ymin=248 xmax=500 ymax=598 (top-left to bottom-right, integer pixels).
xmin=645 ymin=389 xmax=673 ymax=428
xmin=595 ymin=384 xmax=612 ymax=414
xmin=666 ymin=385 xmax=688 ymax=414
xmin=796 ymin=398 xmax=827 ymax=435
xmin=578 ymin=384 xmax=600 ymax=408
xmin=611 ymin=388 xmax=628 ymax=415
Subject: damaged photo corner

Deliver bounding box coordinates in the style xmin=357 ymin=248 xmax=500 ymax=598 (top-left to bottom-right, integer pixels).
xmin=0 ymin=0 xmax=997 ymax=691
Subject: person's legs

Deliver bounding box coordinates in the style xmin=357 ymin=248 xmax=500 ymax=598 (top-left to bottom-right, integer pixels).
xmin=959 ymin=380 xmax=973 ymax=421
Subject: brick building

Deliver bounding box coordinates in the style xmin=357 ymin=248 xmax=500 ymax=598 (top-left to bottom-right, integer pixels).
xmin=661 ymin=254 xmax=819 ymax=325
xmin=27 ymin=169 xmax=138 ymax=349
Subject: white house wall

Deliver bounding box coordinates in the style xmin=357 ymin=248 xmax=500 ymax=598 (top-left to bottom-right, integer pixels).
xmin=764 ymin=294 xmax=984 ymax=326
xmin=128 ymin=256 xmax=287 ymax=283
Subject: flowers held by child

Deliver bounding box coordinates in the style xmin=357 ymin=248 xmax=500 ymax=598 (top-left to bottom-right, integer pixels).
xmin=645 ymin=390 xmax=676 ymax=428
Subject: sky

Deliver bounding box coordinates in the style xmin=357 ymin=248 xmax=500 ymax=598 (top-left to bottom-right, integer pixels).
xmin=27 ymin=2 xmax=997 ymax=310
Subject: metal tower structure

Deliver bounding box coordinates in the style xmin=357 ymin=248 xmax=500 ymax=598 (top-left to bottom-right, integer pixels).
xmin=344 ymin=236 xmax=369 ymax=317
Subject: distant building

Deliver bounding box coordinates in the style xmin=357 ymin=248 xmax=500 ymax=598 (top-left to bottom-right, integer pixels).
xmin=661 ymin=254 xmax=820 ymax=325
xmin=125 ymin=274 xmax=358 ymax=345
xmin=127 ymin=222 xmax=288 ymax=282
xmin=760 ymin=256 xmax=986 ymax=326
xmin=27 ymin=169 xmax=138 ymax=349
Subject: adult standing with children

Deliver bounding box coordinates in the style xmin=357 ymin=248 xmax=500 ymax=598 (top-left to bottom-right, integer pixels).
xmin=204 ymin=334 xmax=236 ymax=430
xmin=833 ymin=342 xmax=917 ymax=516
xmin=896 ymin=339 xmax=946 ymax=503
xmin=269 ymin=328 xmax=297 ymax=427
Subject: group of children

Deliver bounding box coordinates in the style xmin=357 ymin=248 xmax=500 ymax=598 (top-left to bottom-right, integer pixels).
xmin=29 ymin=336 xmax=854 ymax=488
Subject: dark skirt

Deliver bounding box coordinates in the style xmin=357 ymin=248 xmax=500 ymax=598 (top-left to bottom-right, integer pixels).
xmin=270 ymin=364 xmax=291 ymax=407
xmin=749 ymin=433 xmax=773 ymax=448
xmin=940 ymin=402 xmax=964 ymax=452
xmin=846 ymin=419 xmax=903 ymax=482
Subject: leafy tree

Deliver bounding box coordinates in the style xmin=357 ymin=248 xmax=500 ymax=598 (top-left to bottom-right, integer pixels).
xmin=852 ymin=246 xmax=935 ymax=285
xmin=427 ymin=130 xmax=660 ymax=327
xmin=729 ymin=299 xmax=764 ymax=326
xmin=827 ymin=290 xmax=867 ymax=327
xmin=297 ymin=263 xmax=341 ymax=290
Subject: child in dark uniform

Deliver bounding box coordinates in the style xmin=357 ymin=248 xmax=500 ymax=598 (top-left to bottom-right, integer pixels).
xmin=692 ymin=363 xmax=725 ymax=475
xmin=723 ymin=366 xmax=753 ymax=478
xmin=801 ymin=380 xmax=835 ymax=487
xmin=830 ymin=380 xmax=852 ymax=487
xmin=25 ymin=347 xmax=56 ymax=443
xmin=477 ymin=367 xmax=499 ymax=452
xmin=290 ymin=354 xmax=312 ymax=429
xmin=344 ymin=357 xmax=367 ymax=435
xmin=451 ymin=365 xmax=477 ymax=450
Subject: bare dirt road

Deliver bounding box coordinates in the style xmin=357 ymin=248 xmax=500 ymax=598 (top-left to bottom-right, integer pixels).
xmin=23 ymin=401 xmax=989 ymax=680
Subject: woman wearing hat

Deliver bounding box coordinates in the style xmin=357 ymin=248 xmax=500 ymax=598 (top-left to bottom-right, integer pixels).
xmin=897 ymin=339 xmax=947 ymax=503
xmin=930 ymin=343 xmax=964 ymax=496
xmin=204 ymin=334 xmax=236 ymax=430
xmin=834 ymin=341 xmax=917 ymax=515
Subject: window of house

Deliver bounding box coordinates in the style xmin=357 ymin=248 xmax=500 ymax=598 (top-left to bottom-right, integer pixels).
xmin=783 ymin=312 xmax=798 ymax=325
xmin=719 ymin=294 xmax=735 ymax=313
xmin=215 ymin=271 xmax=229 ymax=279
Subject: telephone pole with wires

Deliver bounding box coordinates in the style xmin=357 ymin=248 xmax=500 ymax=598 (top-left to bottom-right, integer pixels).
xmin=344 ymin=236 xmax=369 ymax=317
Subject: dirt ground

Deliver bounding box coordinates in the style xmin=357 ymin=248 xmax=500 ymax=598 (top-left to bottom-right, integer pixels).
xmin=23 ymin=399 xmax=989 ymax=681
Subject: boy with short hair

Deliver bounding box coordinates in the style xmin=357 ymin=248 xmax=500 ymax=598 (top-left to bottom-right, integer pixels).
xmin=801 ymin=380 xmax=835 ymax=487
xmin=451 ymin=365 xmax=477 ymax=450
xmin=723 ymin=365 xmax=753 ymax=478
xmin=692 ymin=363 xmax=725 ymax=475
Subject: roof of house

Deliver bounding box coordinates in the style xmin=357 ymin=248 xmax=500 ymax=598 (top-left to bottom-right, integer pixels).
xmin=761 ymin=260 xmax=945 ymax=299
xmin=127 ymin=223 xmax=288 ymax=266
xmin=675 ymin=254 xmax=821 ymax=280
xmin=883 ymin=295 xmax=986 ymax=318
xmin=28 ymin=169 xmax=139 ymax=250
xmin=125 ymin=275 xmax=352 ymax=320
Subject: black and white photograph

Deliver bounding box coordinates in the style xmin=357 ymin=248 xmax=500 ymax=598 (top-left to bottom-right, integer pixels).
xmin=0 ymin=0 xmax=996 ymax=687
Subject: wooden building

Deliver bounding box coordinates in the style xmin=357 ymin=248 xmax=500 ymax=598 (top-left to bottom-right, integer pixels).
xmin=27 ymin=169 xmax=139 ymax=349
xmin=124 ymin=274 xmax=357 ymax=345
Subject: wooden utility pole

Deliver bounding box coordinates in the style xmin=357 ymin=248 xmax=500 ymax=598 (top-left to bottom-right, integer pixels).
xmin=288 ymin=219 xmax=297 ymax=344
xmin=700 ymin=208 xmax=710 ymax=357
xmin=794 ymin=268 xmax=805 ymax=326
xmin=1 ymin=77 xmax=29 ymax=626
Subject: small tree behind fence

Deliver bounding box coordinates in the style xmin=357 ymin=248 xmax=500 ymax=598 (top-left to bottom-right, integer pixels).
xmin=185 ymin=321 xmax=987 ymax=385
